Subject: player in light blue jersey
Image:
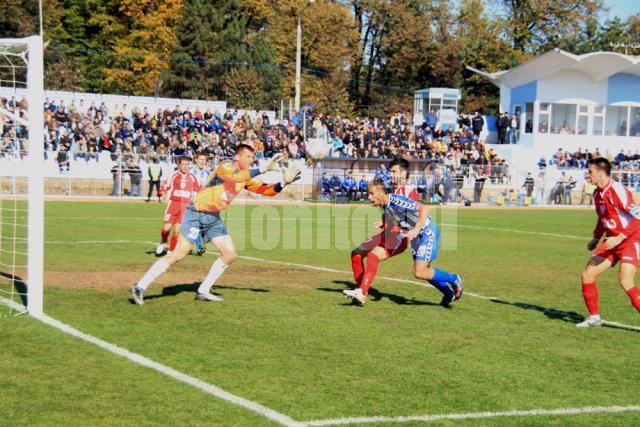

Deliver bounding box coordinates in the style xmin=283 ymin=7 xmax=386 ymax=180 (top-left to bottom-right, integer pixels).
xmin=189 ymin=153 xmax=212 ymax=255
xmin=344 ymin=180 xmax=463 ymax=306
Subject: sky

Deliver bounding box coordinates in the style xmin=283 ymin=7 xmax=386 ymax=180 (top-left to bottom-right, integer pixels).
xmin=603 ymin=0 xmax=640 ymax=20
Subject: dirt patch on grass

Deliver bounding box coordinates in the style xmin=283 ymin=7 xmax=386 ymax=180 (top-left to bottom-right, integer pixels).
xmin=45 ymin=263 xmax=326 ymax=292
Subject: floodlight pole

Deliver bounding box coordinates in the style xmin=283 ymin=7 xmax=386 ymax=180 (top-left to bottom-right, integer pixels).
xmin=294 ymin=0 xmax=314 ymax=115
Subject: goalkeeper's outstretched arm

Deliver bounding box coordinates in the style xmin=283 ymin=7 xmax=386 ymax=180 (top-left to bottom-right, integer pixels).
xmin=244 ymin=164 xmax=302 ymax=197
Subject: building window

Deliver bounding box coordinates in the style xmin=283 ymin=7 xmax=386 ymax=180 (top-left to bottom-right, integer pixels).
xmin=592 ymin=106 xmax=604 ymax=136
xmin=551 ymin=103 xmax=576 ymax=134
xmin=630 ymin=107 xmax=640 ymax=136
xmin=538 ymin=103 xmax=550 ymax=133
xmin=577 ymin=105 xmax=588 ymax=135
xmin=605 ymin=106 xmax=628 ymax=136
xmin=429 ymin=98 xmax=442 ymax=113
xmin=525 ymin=103 xmax=533 ymax=133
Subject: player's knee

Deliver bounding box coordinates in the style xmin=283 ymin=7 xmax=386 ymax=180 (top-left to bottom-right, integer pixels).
xmin=581 ymin=269 xmax=596 ymax=283
xmin=221 ymin=250 xmax=237 ymax=264
xmin=619 ymin=275 xmax=635 ymax=290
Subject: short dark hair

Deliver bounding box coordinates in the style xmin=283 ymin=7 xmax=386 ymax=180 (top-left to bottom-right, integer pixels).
xmin=196 ymin=153 xmax=207 ymax=159
xmin=236 ymin=144 xmax=255 ymax=154
xmin=589 ymin=157 xmax=611 ymax=176
xmin=388 ymin=157 xmax=409 ymax=174
xmin=178 ymin=156 xmax=191 ymax=164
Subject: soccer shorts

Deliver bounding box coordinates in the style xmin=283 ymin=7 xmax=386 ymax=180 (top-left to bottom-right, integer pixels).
xmin=410 ymin=223 xmax=440 ymax=262
xmin=163 ymin=202 xmax=187 ymax=226
xmin=359 ymin=225 xmax=408 ymax=257
xmin=593 ymin=237 xmax=640 ymax=267
xmin=180 ymin=206 xmax=229 ymax=244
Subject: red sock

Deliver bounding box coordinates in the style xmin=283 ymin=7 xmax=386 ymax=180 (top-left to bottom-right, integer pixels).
xmin=161 ymin=229 xmax=170 ymax=244
xmin=351 ymin=253 xmax=364 ymax=286
xmin=625 ymin=287 xmax=640 ymax=313
xmin=581 ymin=282 xmax=599 ymax=316
xmin=169 ymin=232 xmax=178 ymax=251
xmin=360 ymin=253 xmax=380 ymax=296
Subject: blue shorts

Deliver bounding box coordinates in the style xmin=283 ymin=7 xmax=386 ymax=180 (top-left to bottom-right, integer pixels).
xmin=180 ymin=206 xmax=229 ymax=244
xmin=410 ymin=223 xmax=440 ymax=262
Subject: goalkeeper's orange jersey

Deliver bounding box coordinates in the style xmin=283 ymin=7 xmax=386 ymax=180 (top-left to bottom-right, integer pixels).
xmin=191 ymin=160 xmax=281 ymax=212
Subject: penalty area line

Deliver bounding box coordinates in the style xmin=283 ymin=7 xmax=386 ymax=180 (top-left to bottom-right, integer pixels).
xmin=302 ymin=405 xmax=640 ymax=426
xmin=232 ymin=254 xmax=640 ymax=333
xmin=0 ymin=299 xmax=302 ymax=427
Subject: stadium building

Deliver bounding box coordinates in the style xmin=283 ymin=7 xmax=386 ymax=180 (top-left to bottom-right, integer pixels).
xmin=469 ymin=49 xmax=640 ymax=170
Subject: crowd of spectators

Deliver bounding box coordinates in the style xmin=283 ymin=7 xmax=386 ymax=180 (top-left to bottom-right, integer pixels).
xmin=537 ymin=147 xmax=640 ymax=191
xmin=0 ymin=95 xmax=509 ymax=177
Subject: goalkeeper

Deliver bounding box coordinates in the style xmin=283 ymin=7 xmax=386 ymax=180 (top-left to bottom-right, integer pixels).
xmin=131 ymin=146 xmax=300 ymax=305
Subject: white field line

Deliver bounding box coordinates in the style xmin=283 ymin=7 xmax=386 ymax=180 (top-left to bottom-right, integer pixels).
xmin=232 ymin=253 xmax=640 ymax=332
xmin=0 ymin=302 xmax=302 ymax=427
xmin=36 ymin=237 xmax=640 ymax=331
xmin=40 ymin=216 xmax=591 ymax=242
xmin=303 ymin=405 xmax=640 ymax=426
xmin=0 ymin=296 xmax=27 ymax=316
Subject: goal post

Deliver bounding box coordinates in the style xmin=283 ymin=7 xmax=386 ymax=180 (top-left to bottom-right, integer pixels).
xmin=26 ymin=35 xmax=45 ymax=317
xmin=0 ymin=36 xmax=44 ymax=317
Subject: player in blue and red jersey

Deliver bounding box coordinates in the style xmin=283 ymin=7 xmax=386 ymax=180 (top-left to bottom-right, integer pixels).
xmin=344 ymin=179 xmax=463 ymax=306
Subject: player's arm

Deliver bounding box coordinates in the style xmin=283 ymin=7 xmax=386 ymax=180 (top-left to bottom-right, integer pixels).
xmin=244 ymin=164 xmax=301 ymax=197
xmin=588 ymin=220 xmax=604 ymax=251
xmin=406 ymin=203 xmax=429 ymax=240
xmin=245 ymin=179 xmax=282 ymax=197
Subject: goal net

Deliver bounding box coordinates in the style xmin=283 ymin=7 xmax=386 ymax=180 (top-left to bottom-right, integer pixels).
xmin=0 ymin=36 xmax=44 ymax=317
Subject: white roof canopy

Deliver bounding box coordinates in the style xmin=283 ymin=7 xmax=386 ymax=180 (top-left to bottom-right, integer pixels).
xmin=468 ymin=48 xmax=640 ymax=89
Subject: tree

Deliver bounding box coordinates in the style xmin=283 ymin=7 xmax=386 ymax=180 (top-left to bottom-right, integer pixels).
xmin=103 ymin=0 xmax=183 ymax=95
xmin=223 ymin=67 xmax=267 ymax=108
xmin=165 ymin=0 xmax=283 ymax=104
xmin=245 ymin=0 xmax=359 ymax=114
xmin=457 ymin=0 xmax=521 ymax=112
xmin=499 ymin=0 xmax=605 ymax=54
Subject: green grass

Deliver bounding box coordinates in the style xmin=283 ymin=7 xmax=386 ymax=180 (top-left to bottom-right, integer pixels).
xmin=2 ymin=201 xmax=640 ymax=425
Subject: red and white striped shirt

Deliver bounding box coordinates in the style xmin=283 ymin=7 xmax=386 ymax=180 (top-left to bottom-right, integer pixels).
xmin=394 ymin=184 xmax=419 ymax=202
xmin=593 ymin=179 xmax=640 ymax=239
xmin=164 ymin=171 xmax=200 ymax=204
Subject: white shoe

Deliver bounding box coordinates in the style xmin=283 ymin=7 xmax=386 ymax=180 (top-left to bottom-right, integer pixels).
xmin=576 ymin=315 xmax=603 ymax=328
xmin=155 ymin=243 xmax=166 ymax=256
xmin=195 ymin=292 xmax=224 ymax=302
xmin=343 ymin=288 xmax=366 ymax=306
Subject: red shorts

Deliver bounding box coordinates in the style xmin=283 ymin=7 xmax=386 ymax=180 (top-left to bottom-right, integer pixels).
xmin=359 ymin=225 xmax=408 ymax=257
xmin=594 ymin=237 xmax=640 ymax=267
xmin=163 ymin=202 xmax=187 ymax=226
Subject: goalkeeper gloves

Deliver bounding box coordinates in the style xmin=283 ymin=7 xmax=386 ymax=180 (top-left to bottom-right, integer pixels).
xmin=281 ymin=165 xmax=302 ymax=187
xmin=259 ymin=153 xmax=285 ymax=174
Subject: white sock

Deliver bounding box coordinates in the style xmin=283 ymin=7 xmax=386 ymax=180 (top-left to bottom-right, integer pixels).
xmin=137 ymin=259 xmax=170 ymax=291
xmin=198 ymin=259 xmax=229 ymax=294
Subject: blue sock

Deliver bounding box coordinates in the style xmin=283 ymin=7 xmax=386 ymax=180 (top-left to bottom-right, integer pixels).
xmin=195 ymin=233 xmax=203 ymax=250
xmin=432 ymin=268 xmax=457 ymax=284
xmin=428 ymin=280 xmax=454 ymax=299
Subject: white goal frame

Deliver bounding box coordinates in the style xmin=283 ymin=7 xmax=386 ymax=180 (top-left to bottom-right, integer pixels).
xmin=0 ymin=36 xmax=45 ymax=316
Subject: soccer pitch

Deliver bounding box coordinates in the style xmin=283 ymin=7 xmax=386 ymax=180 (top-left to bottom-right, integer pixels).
xmin=2 ymin=201 xmax=640 ymax=426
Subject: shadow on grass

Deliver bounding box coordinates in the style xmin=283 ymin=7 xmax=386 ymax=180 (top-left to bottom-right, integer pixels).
xmin=0 ymin=271 xmax=28 ymax=306
xmin=317 ymin=280 xmax=442 ymax=307
xmin=490 ymin=298 xmax=640 ymax=333
xmin=141 ymin=282 xmax=269 ymax=302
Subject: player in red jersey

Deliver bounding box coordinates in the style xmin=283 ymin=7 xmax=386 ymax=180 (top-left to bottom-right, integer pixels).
xmin=155 ymin=156 xmax=200 ymax=255
xmin=578 ymin=157 xmax=640 ymax=327
xmin=348 ymin=158 xmax=445 ymax=303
